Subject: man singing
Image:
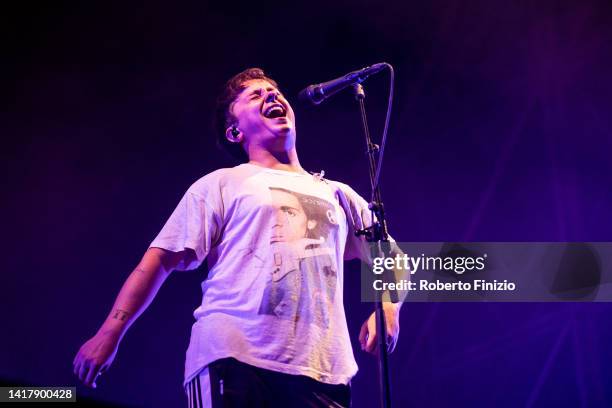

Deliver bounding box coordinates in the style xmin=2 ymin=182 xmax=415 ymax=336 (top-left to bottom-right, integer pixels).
xmin=73 ymin=68 xmax=401 ymax=407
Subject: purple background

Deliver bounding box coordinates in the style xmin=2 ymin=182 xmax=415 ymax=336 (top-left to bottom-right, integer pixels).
xmin=3 ymin=1 xmax=612 ymax=406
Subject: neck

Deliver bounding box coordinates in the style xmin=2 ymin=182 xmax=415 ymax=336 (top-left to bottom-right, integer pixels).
xmin=247 ymin=147 xmax=305 ymax=174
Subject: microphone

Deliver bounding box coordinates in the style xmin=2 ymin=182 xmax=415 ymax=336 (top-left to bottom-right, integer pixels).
xmin=298 ymin=63 xmax=387 ymax=105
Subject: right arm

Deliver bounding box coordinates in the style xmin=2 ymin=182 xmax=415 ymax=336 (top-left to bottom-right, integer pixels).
xmin=72 ymin=247 xmax=193 ymax=388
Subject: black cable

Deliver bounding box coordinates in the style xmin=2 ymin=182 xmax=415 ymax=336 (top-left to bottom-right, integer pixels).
xmin=372 ymin=63 xmax=395 ymax=196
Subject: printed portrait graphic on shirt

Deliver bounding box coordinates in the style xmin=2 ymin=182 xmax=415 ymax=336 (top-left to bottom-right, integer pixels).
xmin=258 ymin=187 xmax=340 ymax=328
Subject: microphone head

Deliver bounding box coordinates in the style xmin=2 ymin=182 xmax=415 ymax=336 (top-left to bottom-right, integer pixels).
xmin=298 ymin=85 xmax=324 ymax=105
xmin=369 ymin=62 xmax=387 ymax=73
xmin=298 ymin=63 xmax=388 ymax=106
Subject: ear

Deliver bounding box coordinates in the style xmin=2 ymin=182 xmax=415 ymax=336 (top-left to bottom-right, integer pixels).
xmin=307 ymin=220 xmax=317 ymax=230
xmin=225 ymin=126 xmax=243 ymax=144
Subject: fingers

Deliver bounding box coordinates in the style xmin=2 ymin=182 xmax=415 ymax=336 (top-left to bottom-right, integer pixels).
xmin=78 ymin=362 xmax=90 ymax=386
xmin=367 ymin=333 xmax=398 ymax=354
xmin=359 ymin=314 xmax=379 ymax=354
xmin=358 ymin=321 xmax=368 ymax=351
xmin=73 ymin=354 xmax=79 ymax=376
xmin=365 ymin=330 xmax=377 ymax=353
xmin=360 ymin=325 xmax=399 ymax=354
xmin=365 ymin=317 xmax=377 ymax=353
xmin=384 ymin=322 xmax=398 ymax=354
xmin=386 ymin=334 xmax=397 ymax=353
xmin=359 ymin=320 xmax=378 ymax=353
xmin=360 ymin=312 xmax=400 ymax=355
xmin=73 ymin=352 xmax=100 ymax=388
xmin=73 ymin=347 xmax=84 ymax=376
xmin=85 ymin=365 xmax=101 ymax=389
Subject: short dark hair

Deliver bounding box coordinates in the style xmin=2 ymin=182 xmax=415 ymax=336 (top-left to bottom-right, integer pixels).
xmin=214 ymin=68 xmax=279 ymax=162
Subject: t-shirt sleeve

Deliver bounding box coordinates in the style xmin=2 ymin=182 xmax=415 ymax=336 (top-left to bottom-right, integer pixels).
xmin=149 ymin=188 xmax=222 ymax=271
xmin=337 ymin=182 xmax=400 ymax=263
xmin=335 ymin=183 xmax=375 ymax=262
xmin=338 ymin=183 xmax=407 ymax=305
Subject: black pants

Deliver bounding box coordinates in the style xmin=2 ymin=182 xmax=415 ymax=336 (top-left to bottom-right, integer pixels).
xmin=186 ymin=358 xmax=351 ymax=408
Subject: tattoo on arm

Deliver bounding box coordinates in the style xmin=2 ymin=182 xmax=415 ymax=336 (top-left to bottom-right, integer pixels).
xmin=112 ymin=309 xmax=130 ymax=321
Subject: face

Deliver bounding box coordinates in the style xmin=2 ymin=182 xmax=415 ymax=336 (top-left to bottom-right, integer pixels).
xmin=270 ymin=189 xmax=316 ymax=243
xmin=229 ymin=79 xmax=296 ymax=151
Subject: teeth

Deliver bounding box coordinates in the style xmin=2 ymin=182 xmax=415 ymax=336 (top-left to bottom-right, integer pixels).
xmin=265 ymin=105 xmax=285 ymax=118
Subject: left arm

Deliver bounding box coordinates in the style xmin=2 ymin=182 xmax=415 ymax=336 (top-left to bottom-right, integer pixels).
xmin=359 ymin=243 xmax=407 ymax=354
xmin=335 ymin=181 xmax=405 ymax=354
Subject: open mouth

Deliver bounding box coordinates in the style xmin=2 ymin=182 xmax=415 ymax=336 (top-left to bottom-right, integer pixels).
xmin=263 ymin=104 xmax=287 ymax=119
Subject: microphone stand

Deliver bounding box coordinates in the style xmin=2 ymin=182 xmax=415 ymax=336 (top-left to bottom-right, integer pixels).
xmin=353 ymin=83 xmax=395 ymax=408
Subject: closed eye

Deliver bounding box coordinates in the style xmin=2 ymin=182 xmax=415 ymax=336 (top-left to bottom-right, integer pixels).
xmin=280 ymin=206 xmax=299 ymax=217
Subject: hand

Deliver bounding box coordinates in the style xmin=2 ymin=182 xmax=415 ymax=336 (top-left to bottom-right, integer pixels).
xmin=73 ymin=331 xmax=120 ymax=388
xmin=358 ymin=303 xmax=400 ymax=354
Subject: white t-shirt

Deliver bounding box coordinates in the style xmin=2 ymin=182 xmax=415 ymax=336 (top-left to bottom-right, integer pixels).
xmin=150 ymin=163 xmax=374 ymax=386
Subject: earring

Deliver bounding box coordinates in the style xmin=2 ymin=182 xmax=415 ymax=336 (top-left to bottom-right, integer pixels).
xmin=231 ymin=127 xmax=240 ymax=138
